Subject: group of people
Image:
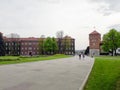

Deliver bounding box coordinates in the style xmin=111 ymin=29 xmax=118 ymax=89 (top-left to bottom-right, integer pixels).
xmin=79 ymin=53 xmax=85 ymax=60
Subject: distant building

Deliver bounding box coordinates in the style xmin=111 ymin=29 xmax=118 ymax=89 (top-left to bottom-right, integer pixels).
xmin=57 ymin=36 xmax=75 ymax=55
xmin=2 ymin=33 xmax=75 ymax=56
xmin=4 ymin=37 xmax=20 ymax=56
xmin=20 ymin=37 xmax=39 ymax=56
xmin=89 ymin=30 xmax=101 ymax=56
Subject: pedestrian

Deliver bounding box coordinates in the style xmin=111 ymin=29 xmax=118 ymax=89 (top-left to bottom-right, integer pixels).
xmin=82 ymin=53 xmax=85 ymax=59
xmin=91 ymin=53 xmax=94 ymax=58
xmin=79 ymin=54 xmax=81 ymax=60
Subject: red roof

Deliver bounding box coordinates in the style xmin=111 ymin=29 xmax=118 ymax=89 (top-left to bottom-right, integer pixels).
xmin=20 ymin=37 xmax=39 ymax=41
xmin=4 ymin=37 xmax=39 ymax=41
xmin=89 ymin=30 xmax=100 ymax=35
xmin=4 ymin=38 xmax=21 ymax=41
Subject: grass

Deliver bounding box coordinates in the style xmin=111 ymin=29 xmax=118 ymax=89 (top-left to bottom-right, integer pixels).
xmin=84 ymin=56 xmax=120 ymax=90
xmin=116 ymin=79 xmax=120 ymax=90
xmin=0 ymin=54 xmax=71 ymax=65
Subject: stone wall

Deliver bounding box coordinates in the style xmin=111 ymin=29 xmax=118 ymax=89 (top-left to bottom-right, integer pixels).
xmin=90 ymin=49 xmax=100 ymax=56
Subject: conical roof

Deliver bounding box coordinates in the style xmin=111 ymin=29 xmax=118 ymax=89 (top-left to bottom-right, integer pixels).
xmin=89 ymin=30 xmax=100 ymax=35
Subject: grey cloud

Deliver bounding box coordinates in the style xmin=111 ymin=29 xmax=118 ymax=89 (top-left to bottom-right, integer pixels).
xmin=36 ymin=0 xmax=61 ymax=4
xmin=96 ymin=4 xmax=112 ymax=16
xmin=108 ymin=24 xmax=120 ymax=31
xmin=90 ymin=0 xmax=120 ymax=15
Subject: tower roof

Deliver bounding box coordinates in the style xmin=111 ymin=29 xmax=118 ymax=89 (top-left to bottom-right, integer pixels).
xmin=89 ymin=30 xmax=100 ymax=35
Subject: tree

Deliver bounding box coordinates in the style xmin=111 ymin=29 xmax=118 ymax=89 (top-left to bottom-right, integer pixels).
xmin=52 ymin=37 xmax=58 ymax=54
xmin=102 ymin=29 xmax=120 ymax=56
xmin=0 ymin=32 xmax=5 ymax=56
xmin=62 ymin=36 xmax=71 ymax=54
xmin=43 ymin=37 xmax=53 ymax=55
xmin=39 ymin=38 xmax=44 ymax=55
xmin=85 ymin=46 xmax=89 ymax=55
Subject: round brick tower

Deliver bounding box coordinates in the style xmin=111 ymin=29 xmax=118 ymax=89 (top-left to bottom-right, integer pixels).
xmin=89 ymin=30 xmax=101 ymax=56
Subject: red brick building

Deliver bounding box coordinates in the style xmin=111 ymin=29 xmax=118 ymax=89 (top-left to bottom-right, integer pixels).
xmin=4 ymin=37 xmax=21 ymax=56
xmin=89 ymin=30 xmax=101 ymax=56
xmin=3 ymin=34 xmax=75 ymax=56
xmin=20 ymin=37 xmax=39 ymax=55
xmin=57 ymin=36 xmax=75 ymax=55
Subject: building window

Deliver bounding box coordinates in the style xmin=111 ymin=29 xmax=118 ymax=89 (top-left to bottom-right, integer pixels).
xmin=72 ymin=43 xmax=74 ymax=46
xmin=25 ymin=43 xmax=27 ymax=45
xmin=29 ymin=42 xmax=31 ymax=45
xmin=28 ymin=47 xmax=32 ymax=50
xmin=93 ymin=43 xmax=96 ymax=46
xmin=25 ymin=47 xmax=27 ymax=50
xmin=6 ymin=43 xmax=8 ymax=45
xmin=25 ymin=52 xmax=27 ymax=54
xmin=21 ymin=52 xmax=23 ymax=54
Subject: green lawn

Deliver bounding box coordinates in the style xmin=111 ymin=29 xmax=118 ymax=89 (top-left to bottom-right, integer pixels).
xmin=0 ymin=54 xmax=71 ymax=65
xmin=84 ymin=56 xmax=120 ymax=90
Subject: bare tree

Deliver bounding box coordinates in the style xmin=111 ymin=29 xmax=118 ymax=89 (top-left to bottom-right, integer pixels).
xmin=56 ymin=30 xmax=64 ymax=39
xmin=5 ymin=33 xmax=20 ymax=56
xmin=6 ymin=33 xmax=20 ymax=38
xmin=40 ymin=35 xmax=45 ymax=38
xmin=56 ymin=31 xmax=64 ymax=54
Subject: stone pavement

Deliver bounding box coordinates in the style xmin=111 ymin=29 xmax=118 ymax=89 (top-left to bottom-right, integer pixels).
xmin=0 ymin=55 xmax=94 ymax=90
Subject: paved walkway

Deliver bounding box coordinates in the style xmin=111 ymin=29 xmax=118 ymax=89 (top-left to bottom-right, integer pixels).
xmin=0 ymin=55 xmax=94 ymax=90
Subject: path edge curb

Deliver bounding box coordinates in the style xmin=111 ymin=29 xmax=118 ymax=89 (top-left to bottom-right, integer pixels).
xmin=79 ymin=58 xmax=95 ymax=90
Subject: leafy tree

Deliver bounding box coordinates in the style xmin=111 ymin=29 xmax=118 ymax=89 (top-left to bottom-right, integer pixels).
xmin=0 ymin=33 xmax=5 ymax=56
xmin=85 ymin=46 xmax=89 ymax=55
xmin=62 ymin=36 xmax=71 ymax=54
xmin=102 ymin=29 xmax=120 ymax=56
xmin=43 ymin=37 xmax=53 ymax=55
xmin=39 ymin=38 xmax=44 ymax=55
xmin=52 ymin=37 xmax=58 ymax=54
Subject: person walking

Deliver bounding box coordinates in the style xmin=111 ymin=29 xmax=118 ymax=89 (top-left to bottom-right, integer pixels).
xmin=79 ymin=53 xmax=81 ymax=60
xmin=82 ymin=53 xmax=85 ymax=59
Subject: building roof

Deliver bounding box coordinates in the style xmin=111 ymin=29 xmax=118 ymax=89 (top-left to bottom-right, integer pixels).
xmin=89 ymin=30 xmax=100 ymax=35
xmin=4 ymin=37 xmax=40 ymax=41
xmin=4 ymin=38 xmax=20 ymax=41
xmin=20 ymin=37 xmax=39 ymax=41
xmin=63 ymin=35 xmax=75 ymax=39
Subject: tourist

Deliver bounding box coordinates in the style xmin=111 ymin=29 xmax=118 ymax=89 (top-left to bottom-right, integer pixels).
xmin=79 ymin=53 xmax=81 ymax=60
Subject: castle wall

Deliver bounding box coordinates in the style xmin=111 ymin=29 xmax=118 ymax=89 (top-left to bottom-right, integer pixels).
xmin=90 ymin=49 xmax=100 ymax=56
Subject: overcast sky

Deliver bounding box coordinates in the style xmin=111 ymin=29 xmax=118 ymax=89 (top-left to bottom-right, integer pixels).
xmin=0 ymin=0 xmax=120 ymax=50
